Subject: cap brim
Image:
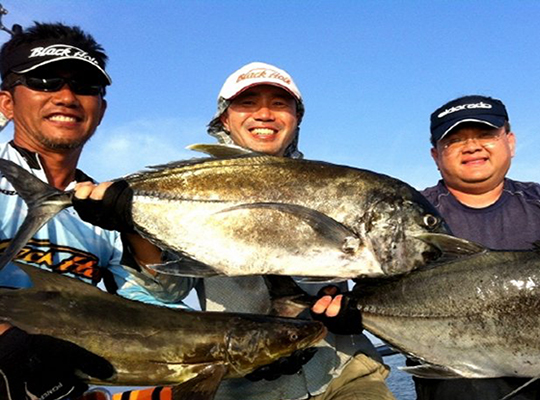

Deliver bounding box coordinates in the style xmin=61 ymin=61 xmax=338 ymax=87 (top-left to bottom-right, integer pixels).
xmin=225 ymin=81 xmax=301 ymax=101
xmin=435 ymin=116 xmax=506 ymax=142
xmin=13 ymin=57 xmax=112 ymax=85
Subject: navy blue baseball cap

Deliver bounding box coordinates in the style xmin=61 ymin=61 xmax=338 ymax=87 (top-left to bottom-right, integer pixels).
xmin=430 ymin=95 xmax=508 ymax=144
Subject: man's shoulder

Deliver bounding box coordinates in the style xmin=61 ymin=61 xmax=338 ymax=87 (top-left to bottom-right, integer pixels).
xmin=420 ymin=180 xmax=448 ymax=206
xmin=0 ymin=142 xmax=17 ymax=159
xmin=504 ymin=178 xmax=540 ymax=201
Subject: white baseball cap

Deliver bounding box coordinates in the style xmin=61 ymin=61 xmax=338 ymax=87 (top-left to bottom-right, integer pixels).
xmin=218 ymin=62 xmax=302 ymax=101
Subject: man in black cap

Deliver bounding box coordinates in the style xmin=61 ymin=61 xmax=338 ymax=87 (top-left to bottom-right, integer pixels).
xmin=0 ymin=22 xmax=195 ymax=400
xmin=413 ymin=95 xmax=540 ymax=399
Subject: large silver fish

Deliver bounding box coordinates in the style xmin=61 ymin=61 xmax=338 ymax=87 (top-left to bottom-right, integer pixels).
xmin=1 ymin=263 xmax=326 ymax=400
xmin=0 ymin=145 xmax=449 ymax=280
xmin=351 ymin=234 xmax=540 ymax=380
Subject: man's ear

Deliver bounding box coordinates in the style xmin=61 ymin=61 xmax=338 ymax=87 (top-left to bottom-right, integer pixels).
xmin=430 ymin=146 xmax=441 ymax=171
xmin=219 ymin=112 xmax=230 ymax=132
xmin=97 ymin=98 xmax=107 ymax=126
xmin=506 ymin=131 xmax=516 ymax=158
xmin=0 ymin=90 xmax=14 ymax=120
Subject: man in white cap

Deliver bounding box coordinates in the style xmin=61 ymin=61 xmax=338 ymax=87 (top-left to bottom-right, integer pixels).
xmin=202 ymin=62 xmax=396 ymax=400
xmin=75 ymin=62 xmax=396 ymax=400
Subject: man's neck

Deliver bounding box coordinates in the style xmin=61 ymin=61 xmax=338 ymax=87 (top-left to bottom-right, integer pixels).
xmin=12 ymin=138 xmax=81 ymax=190
xmin=446 ymin=181 xmax=505 ymax=208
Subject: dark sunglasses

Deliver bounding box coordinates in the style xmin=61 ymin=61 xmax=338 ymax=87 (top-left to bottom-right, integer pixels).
xmin=10 ymin=75 xmax=105 ymax=96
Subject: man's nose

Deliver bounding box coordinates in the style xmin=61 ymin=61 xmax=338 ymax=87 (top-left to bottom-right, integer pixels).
xmin=252 ymin=105 xmax=274 ymax=120
xmin=51 ymin=84 xmax=80 ymax=106
xmin=461 ymin=137 xmax=483 ymax=151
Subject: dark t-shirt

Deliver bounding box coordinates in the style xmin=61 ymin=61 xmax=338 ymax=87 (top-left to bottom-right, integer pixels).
xmin=422 ymin=178 xmax=540 ymax=249
xmin=410 ymin=178 xmax=540 ymax=400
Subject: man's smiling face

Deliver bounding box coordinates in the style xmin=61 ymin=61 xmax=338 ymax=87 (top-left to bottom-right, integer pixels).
xmin=1 ymin=62 xmax=106 ymax=153
xmin=220 ymin=84 xmax=298 ymax=156
xmin=431 ymin=123 xmax=515 ymax=194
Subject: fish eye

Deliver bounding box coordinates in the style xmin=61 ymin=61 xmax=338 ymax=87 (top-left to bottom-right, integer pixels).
xmin=423 ymin=214 xmax=439 ymax=229
xmin=290 ymin=333 xmax=298 ymax=341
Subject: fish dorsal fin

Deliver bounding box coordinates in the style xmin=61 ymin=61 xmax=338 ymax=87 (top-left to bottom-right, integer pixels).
xmin=13 ymin=262 xmax=97 ymax=294
xmin=187 ymin=143 xmax=261 ymax=158
xmin=414 ymin=233 xmax=486 ymax=258
xmin=171 ymin=363 xmax=228 ymax=400
xmin=400 ymin=363 xmax=464 ymax=379
xmin=138 ymin=144 xmax=263 ymax=175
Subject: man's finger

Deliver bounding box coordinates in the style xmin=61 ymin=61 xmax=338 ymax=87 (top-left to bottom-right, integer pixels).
xmin=311 ymin=295 xmax=333 ymax=314
xmin=325 ymin=294 xmax=343 ymax=317
xmin=90 ymin=182 xmax=113 ymax=201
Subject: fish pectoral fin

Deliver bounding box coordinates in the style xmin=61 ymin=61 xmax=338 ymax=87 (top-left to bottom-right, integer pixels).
xmin=399 ymin=363 xmax=463 ymax=379
xmin=414 ymin=233 xmax=486 ymax=259
xmin=187 ymin=143 xmax=261 ymax=158
xmin=263 ymin=275 xmax=314 ymax=317
xmin=170 ymin=363 xmax=228 ymax=400
xmin=148 ymin=258 xmax=222 ymax=278
xmin=12 ymin=261 xmax=98 ymax=293
xmin=219 ymin=202 xmax=361 ymax=253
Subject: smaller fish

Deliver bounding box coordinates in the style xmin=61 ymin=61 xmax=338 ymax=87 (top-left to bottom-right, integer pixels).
xmin=0 ymin=263 xmax=326 ymax=400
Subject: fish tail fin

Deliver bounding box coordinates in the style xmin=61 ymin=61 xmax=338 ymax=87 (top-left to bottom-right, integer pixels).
xmin=0 ymin=159 xmax=72 ymax=270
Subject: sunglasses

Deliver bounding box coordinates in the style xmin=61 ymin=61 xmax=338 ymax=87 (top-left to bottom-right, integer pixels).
xmin=10 ymin=75 xmax=105 ymax=96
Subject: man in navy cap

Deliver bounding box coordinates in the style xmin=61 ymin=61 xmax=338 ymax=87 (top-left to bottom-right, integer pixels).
xmin=413 ymin=95 xmax=540 ymax=399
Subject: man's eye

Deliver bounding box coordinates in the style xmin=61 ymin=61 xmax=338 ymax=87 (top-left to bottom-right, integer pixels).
xmin=479 ymin=132 xmax=496 ymax=139
xmin=447 ymin=138 xmax=463 ymax=146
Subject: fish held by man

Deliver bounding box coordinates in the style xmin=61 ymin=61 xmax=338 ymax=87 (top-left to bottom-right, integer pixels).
xmin=352 ymin=234 xmax=540 ymax=381
xmin=0 ymin=145 xmax=449 ymax=280
xmin=0 ymin=262 xmax=326 ymax=400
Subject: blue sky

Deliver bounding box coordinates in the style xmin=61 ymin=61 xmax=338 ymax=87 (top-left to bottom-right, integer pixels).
xmin=0 ymin=0 xmax=538 ymax=190
xmin=2 ymin=2 xmax=538 ymax=396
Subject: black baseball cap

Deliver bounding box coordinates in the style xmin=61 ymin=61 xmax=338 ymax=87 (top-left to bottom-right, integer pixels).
xmin=1 ymin=37 xmax=111 ymax=84
xmin=430 ymin=95 xmax=508 ymax=144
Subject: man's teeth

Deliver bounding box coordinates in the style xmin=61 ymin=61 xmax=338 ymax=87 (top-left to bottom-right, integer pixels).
xmin=49 ymin=115 xmax=77 ymax=122
xmin=251 ymin=128 xmax=275 ymax=135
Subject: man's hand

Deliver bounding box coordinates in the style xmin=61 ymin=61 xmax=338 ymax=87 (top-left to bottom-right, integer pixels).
xmin=310 ymin=285 xmax=363 ymax=335
xmin=244 ymin=348 xmax=317 ymax=381
xmin=0 ymin=327 xmax=115 ymax=400
xmin=72 ymin=180 xmax=135 ymax=233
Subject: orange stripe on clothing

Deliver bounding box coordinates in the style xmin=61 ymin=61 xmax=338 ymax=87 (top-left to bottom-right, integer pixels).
xmin=111 ymin=387 xmax=172 ymax=400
